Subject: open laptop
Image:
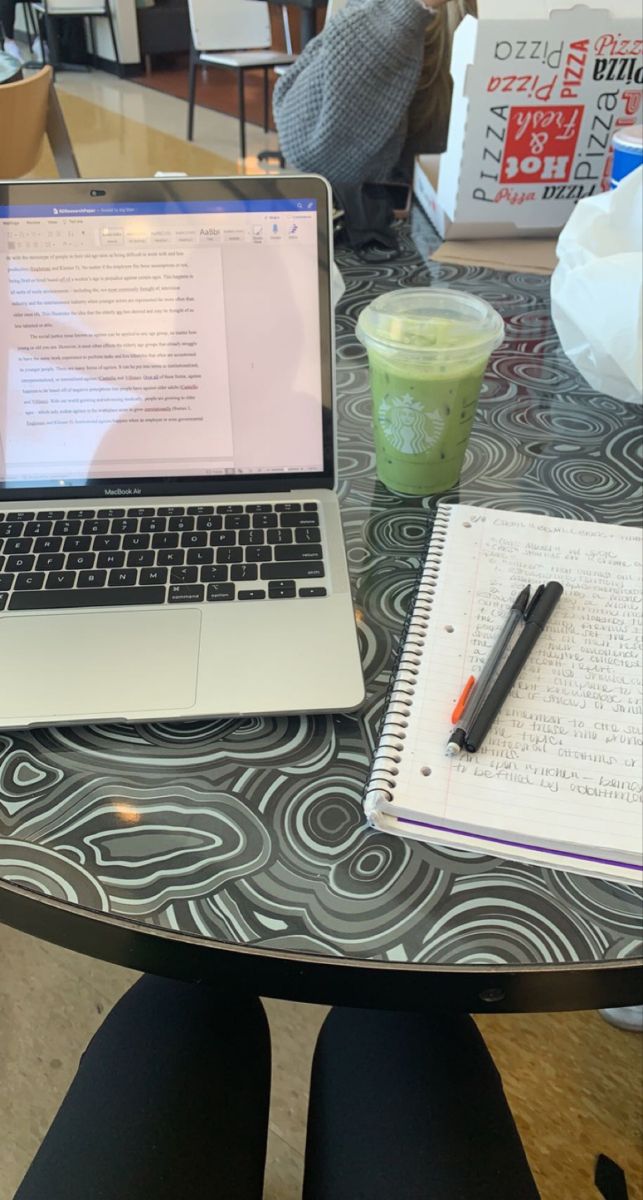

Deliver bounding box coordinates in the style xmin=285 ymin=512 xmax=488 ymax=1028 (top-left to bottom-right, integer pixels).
xmin=0 ymin=175 xmax=364 ymax=729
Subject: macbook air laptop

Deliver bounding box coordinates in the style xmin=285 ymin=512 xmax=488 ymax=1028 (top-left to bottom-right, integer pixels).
xmin=0 ymin=175 xmax=364 ymax=729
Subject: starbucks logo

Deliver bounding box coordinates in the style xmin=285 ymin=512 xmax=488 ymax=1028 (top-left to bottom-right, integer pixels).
xmin=378 ymin=394 xmax=445 ymax=454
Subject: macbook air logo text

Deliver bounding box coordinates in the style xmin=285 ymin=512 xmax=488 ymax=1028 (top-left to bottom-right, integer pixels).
xmin=103 ymin=487 xmax=142 ymax=496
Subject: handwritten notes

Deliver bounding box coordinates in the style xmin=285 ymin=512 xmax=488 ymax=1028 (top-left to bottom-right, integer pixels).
xmin=379 ymin=505 xmax=643 ymax=884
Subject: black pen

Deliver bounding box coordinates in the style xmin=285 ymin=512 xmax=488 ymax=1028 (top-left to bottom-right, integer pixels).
xmin=464 ymin=581 xmax=564 ymax=753
xmin=446 ymin=585 xmax=531 ymax=756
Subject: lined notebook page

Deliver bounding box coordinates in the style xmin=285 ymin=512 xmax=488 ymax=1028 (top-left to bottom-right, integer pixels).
xmin=379 ymin=505 xmax=643 ymax=884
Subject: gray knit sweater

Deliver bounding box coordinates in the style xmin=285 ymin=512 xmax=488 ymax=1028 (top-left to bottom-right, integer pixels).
xmin=273 ymin=0 xmax=435 ymax=187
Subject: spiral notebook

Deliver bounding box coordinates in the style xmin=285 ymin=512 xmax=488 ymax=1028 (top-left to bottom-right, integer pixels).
xmin=365 ymin=504 xmax=643 ymax=886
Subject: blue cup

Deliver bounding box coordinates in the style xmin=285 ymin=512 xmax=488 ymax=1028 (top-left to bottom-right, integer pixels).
xmin=611 ymin=125 xmax=643 ymax=189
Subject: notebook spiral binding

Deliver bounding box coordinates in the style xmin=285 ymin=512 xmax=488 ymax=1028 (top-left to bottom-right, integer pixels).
xmin=364 ymin=504 xmax=452 ymax=823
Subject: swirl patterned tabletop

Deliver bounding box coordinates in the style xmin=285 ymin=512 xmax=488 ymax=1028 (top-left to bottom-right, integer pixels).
xmin=1 ymin=208 xmax=642 ymax=1012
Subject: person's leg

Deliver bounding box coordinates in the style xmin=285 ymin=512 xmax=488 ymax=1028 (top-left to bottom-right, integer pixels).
xmin=0 ymin=0 xmax=16 ymax=40
xmin=15 ymin=974 xmax=271 ymax=1200
xmin=303 ymin=1008 xmax=540 ymax=1200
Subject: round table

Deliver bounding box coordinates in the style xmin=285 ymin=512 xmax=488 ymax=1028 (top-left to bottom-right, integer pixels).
xmin=1 ymin=210 xmax=641 ymax=1013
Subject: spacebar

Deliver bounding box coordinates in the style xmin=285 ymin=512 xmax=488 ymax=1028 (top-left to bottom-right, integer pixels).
xmin=9 ymin=587 xmax=166 ymax=611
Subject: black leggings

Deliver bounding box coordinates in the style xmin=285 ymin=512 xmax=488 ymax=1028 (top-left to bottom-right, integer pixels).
xmin=15 ymin=975 xmax=540 ymax=1200
xmin=0 ymin=0 xmax=16 ymax=38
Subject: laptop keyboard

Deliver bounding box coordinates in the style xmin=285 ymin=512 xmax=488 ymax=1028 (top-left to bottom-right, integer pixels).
xmin=0 ymin=502 xmax=328 ymax=611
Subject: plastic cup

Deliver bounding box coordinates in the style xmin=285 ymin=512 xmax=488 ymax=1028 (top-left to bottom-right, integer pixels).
xmin=356 ymin=287 xmax=504 ymax=496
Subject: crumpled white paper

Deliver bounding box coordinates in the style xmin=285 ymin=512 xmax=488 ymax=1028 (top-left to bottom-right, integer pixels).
xmin=551 ymin=166 xmax=643 ymax=405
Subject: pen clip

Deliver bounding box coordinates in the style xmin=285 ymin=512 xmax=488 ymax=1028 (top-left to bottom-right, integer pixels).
xmin=524 ymin=583 xmax=545 ymax=621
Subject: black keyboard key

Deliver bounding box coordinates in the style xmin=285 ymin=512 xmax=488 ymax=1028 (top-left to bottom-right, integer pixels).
xmin=141 ymin=518 xmax=166 ymax=533
xmin=252 ymin=513 xmax=277 ymax=529
xmin=275 ymin=503 xmax=301 ymax=512
xmin=0 ymin=573 xmax=12 ymax=590
xmin=238 ymin=590 xmax=267 ymax=600
xmin=170 ymin=566 xmax=198 ymax=584
xmin=188 ymin=505 xmax=215 ymax=515
xmin=6 ymin=554 xmax=35 ymax=572
xmin=65 ymin=536 xmax=91 ymax=553
xmin=36 ymin=553 xmax=65 ymax=571
xmin=0 ymin=592 xmax=7 ymax=610
xmin=78 ymin=570 xmax=107 ymax=588
xmin=108 ymin=569 xmax=137 ymax=587
xmin=0 ymin=522 xmax=25 ymax=538
xmin=53 ymin=520 xmax=81 ymax=536
xmin=200 ymin=565 xmax=228 ymax=582
xmin=5 ymin=538 xmax=33 ymax=555
xmin=181 ymin=532 xmax=207 ymax=548
xmin=169 ymin=584 xmax=204 ymax=603
xmin=102 ymin=508 xmax=125 ymax=518
xmin=299 ymin=587 xmax=327 ymax=597
xmin=196 ymin=515 xmax=222 ymax=531
xmin=10 ymin=586 xmax=165 ymax=611
xmin=34 ymin=537 xmax=62 ymax=554
xmin=169 ymin=517 xmax=194 ymax=532
xmin=126 ymin=507 xmax=154 ymax=518
xmin=260 ymin=563 xmax=324 ymax=581
xmin=127 ymin=550 xmax=155 ymax=568
xmin=217 ymin=547 xmax=243 ymax=564
xmin=68 ymin=509 xmax=95 ymax=519
xmin=280 ymin=512 xmax=319 ymax=527
xmin=275 ymin=544 xmax=323 ymax=561
xmin=97 ymin=551 xmax=126 ymax=569
xmin=225 ymin=514 xmax=250 ymax=530
xmin=217 ymin=505 xmax=242 ymax=514
xmin=295 ymin=527 xmax=322 ymax=543
xmin=268 ymin=581 xmax=296 ymax=599
xmin=303 ymin=502 xmax=319 ymax=512
xmin=239 ymin=530 xmax=264 ymax=546
xmin=231 ymin=564 xmax=258 ymax=582
xmin=207 ymin=583 xmax=235 ymax=601
xmin=37 ymin=511 xmax=64 ymax=521
xmin=245 ymin=546 xmax=272 ymax=563
xmin=8 ymin=510 xmax=34 ymax=521
xmin=111 ymin=518 xmax=138 ymax=534
xmin=83 ymin=519 xmax=109 ymax=535
xmin=123 ymin=534 xmax=150 ymax=550
xmin=267 ymin=528 xmax=293 ymax=545
xmin=46 ymin=571 xmax=77 ymax=590
xmin=211 ymin=531 xmax=235 ymax=547
xmin=94 ymin=535 xmax=121 ymax=552
xmin=152 ymin=533 xmax=179 ymax=549
xmin=157 ymin=549 xmax=185 ymax=566
xmin=245 ymin=504 xmax=272 ymax=512
xmin=67 ymin=552 xmax=95 ymax=570
xmin=186 ymin=548 xmax=214 ymax=565
xmin=159 ymin=506 xmax=185 ymax=516
xmin=140 ymin=567 xmax=167 ymax=586
xmin=25 ymin=521 xmax=52 ymax=537
xmin=15 ymin=572 xmax=45 ymax=590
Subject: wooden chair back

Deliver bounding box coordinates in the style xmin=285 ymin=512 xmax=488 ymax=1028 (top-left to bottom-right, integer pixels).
xmin=0 ymin=65 xmax=53 ymax=177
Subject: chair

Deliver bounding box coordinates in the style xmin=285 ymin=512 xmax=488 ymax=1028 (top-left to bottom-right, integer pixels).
xmin=0 ymin=64 xmax=79 ymax=176
xmin=186 ymin=0 xmax=294 ymax=161
xmin=272 ymin=0 xmax=346 ymax=78
xmin=31 ymin=0 xmax=119 ymax=71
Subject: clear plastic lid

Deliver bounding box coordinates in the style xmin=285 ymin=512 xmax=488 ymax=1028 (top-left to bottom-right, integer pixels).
xmin=613 ymin=125 xmax=643 ymax=152
xmin=356 ymin=287 xmax=504 ymax=364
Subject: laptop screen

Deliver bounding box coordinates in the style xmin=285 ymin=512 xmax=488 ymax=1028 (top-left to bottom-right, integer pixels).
xmin=0 ymin=181 xmax=332 ymax=497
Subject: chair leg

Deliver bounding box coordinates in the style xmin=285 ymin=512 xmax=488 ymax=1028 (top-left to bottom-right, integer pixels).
xmin=237 ymin=68 xmax=246 ymax=161
xmin=263 ymin=67 xmax=269 ymax=133
xmin=187 ymin=42 xmax=197 ymax=141
xmin=105 ymin=0 xmax=119 ymax=70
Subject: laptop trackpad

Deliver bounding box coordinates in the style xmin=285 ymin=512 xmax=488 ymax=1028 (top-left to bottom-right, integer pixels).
xmin=2 ymin=609 xmax=200 ymax=724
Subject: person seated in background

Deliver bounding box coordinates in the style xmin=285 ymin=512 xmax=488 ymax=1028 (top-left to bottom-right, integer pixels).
xmin=273 ymin=0 xmax=476 ymax=192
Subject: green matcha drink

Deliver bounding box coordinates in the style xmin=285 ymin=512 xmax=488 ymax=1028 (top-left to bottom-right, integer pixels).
xmin=356 ymin=288 xmax=504 ymax=496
